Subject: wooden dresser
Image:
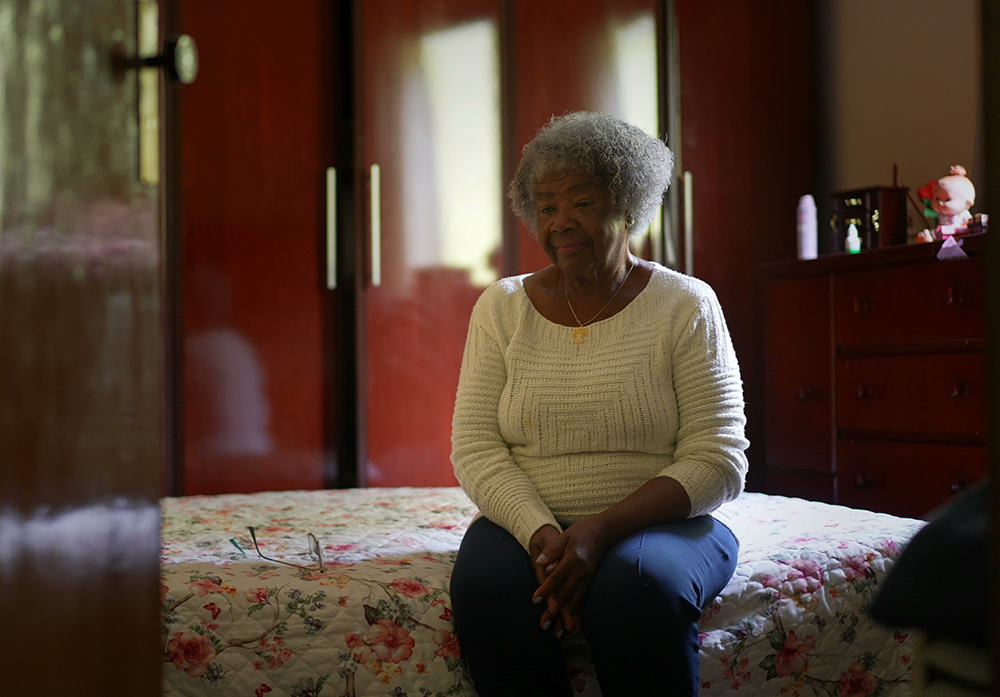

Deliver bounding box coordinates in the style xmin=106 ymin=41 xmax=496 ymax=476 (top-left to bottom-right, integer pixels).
xmin=760 ymin=235 xmax=987 ymax=519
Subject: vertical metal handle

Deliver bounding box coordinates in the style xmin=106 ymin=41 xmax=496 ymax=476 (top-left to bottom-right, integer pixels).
xmin=682 ymin=170 xmax=694 ymax=275
xmin=326 ymin=167 xmax=337 ymax=290
xmin=370 ymin=163 xmax=382 ymax=288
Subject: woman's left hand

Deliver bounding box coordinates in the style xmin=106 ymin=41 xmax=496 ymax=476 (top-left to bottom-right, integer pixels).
xmin=532 ymin=517 xmax=613 ymax=636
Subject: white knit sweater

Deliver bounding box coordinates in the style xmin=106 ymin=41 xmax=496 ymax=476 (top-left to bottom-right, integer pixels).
xmin=451 ymin=264 xmax=749 ymax=550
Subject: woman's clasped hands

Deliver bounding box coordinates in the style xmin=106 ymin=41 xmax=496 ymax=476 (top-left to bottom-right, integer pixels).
xmin=529 ymin=518 xmax=613 ymax=639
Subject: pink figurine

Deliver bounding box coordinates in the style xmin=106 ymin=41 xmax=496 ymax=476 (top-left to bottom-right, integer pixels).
xmin=931 ymin=165 xmax=975 ymax=232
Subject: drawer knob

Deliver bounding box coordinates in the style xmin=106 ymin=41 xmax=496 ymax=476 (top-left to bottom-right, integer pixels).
xmin=948 ymin=477 xmax=969 ymax=494
xmin=948 ymin=381 xmax=970 ymax=399
xmin=855 ymin=385 xmax=874 ymax=400
xmin=797 ymin=386 xmax=815 ymax=402
xmin=854 ymin=473 xmax=876 ymax=489
xmin=946 ymin=287 xmax=967 ymax=305
xmin=949 ymin=479 xmax=968 ymax=495
xmin=851 ymin=296 xmax=870 ymax=315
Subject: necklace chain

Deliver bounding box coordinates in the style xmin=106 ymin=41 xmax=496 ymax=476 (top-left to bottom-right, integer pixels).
xmin=564 ymin=262 xmax=634 ymax=343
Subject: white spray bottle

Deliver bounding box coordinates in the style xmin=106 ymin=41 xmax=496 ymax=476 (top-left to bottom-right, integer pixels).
xmin=796 ymin=194 xmax=817 ymax=260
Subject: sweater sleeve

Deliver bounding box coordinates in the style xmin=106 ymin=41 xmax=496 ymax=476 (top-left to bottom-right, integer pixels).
xmin=658 ymin=288 xmax=749 ymax=516
xmin=451 ymin=285 xmax=561 ymax=550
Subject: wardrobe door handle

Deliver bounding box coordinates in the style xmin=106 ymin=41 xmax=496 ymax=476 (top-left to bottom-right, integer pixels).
xmin=851 ymin=296 xmax=869 ymax=315
xmin=370 ymin=163 xmax=382 ymax=288
xmin=949 ymin=381 xmax=970 ymax=399
xmin=326 ymin=167 xmax=337 ymax=290
xmin=946 ymin=286 xmax=966 ymax=305
xmin=855 ymin=385 xmax=874 ymax=400
xmin=682 ymin=170 xmax=693 ymax=276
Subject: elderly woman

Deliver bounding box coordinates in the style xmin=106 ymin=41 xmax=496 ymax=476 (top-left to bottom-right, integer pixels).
xmin=449 ymin=111 xmax=748 ymax=697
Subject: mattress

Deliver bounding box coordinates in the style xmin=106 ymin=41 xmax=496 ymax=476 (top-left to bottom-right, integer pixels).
xmin=161 ymin=487 xmax=924 ymax=696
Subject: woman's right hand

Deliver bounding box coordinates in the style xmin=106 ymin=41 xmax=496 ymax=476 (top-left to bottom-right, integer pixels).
xmin=529 ymin=525 xmax=568 ymax=634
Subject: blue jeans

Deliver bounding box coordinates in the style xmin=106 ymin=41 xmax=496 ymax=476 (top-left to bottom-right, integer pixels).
xmin=450 ymin=515 xmax=738 ymax=697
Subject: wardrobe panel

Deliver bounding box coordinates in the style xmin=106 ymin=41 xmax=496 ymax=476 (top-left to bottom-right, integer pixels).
xmin=511 ymin=0 xmax=664 ymax=273
xmin=179 ymin=0 xmax=339 ymax=493
xmin=357 ymin=0 xmax=503 ymax=486
xmin=674 ymin=0 xmax=812 ymax=490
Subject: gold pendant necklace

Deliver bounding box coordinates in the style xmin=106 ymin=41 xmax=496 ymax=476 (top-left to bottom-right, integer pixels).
xmin=564 ymin=262 xmax=634 ymax=344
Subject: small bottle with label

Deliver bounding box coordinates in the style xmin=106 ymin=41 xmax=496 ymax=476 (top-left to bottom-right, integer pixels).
xmin=846 ymin=223 xmax=861 ymax=254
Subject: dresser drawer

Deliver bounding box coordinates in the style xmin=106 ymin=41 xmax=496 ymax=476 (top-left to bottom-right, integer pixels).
xmin=836 ymin=352 xmax=985 ymax=436
xmin=837 ymin=440 xmax=986 ymax=518
xmin=764 ymin=276 xmax=833 ymax=473
xmin=834 ymin=258 xmax=984 ymax=346
xmin=767 ymin=469 xmax=835 ymax=505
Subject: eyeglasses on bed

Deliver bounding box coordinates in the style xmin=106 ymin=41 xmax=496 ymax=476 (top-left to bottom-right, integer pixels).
xmin=244 ymin=527 xmax=324 ymax=571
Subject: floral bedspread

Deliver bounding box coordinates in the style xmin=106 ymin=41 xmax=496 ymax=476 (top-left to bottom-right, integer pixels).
xmin=161 ymin=488 xmax=924 ymax=697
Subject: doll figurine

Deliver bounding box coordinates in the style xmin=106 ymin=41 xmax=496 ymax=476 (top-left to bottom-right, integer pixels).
xmin=915 ymin=165 xmax=976 ymax=243
xmin=931 ymin=165 xmax=975 ymax=229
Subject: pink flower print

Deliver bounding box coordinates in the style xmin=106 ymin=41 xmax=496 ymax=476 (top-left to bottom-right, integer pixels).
xmin=366 ymin=619 xmax=416 ymax=664
xmin=345 ymin=632 xmax=372 ymax=664
xmin=432 ymin=629 xmax=461 ymax=659
xmin=699 ymin=601 xmax=722 ymax=627
xmin=203 ymin=602 xmax=221 ymax=620
xmin=567 ymin=665 xmax=587 ymax=693
xmin=880 ymin=539 xmax=900 ymax=555
xmin=759 ymin=574 xmax=780 ymax=590
xmin=774 ymin=631 xmax=816 ymax=677
xmin=188 ymin=578 xmax=226 ymax=597
xmin=166 ymin=631 xmax=217 ymax=677
xmin=842 ymin=555 xmax=871 ymax=582
xmin=838 ymin=662 xmax=878 ymax=697
xmin=438 ymin=605 xmax=453 ymax=621
xmin=782 ymin=558 xmax=824 ymax=594
xmin=429 ymin=519 xmax=458 ymax=529
xmin=255 ymin=686 xmax=272 ymax=697
xmin=161 ymin=583 xmax=170 ymax=601
xmin=391 ymin=578 xmax=431 ymax=599
xmin=246 ymin=587 xmax=270 ymax=603
xmin=260 ymin=525 xmax=295 ymax=533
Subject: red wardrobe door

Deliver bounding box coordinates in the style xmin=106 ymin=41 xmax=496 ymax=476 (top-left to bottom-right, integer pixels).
xmin=179 ymin=1 xmax=339 ymax=493
xmin=511 ymin=0 xmax=665 ymax=273
xmin=357 ymin=0 xmax=503 ymax=486
xmin=674 ymin=1 xmax=812 ymax=489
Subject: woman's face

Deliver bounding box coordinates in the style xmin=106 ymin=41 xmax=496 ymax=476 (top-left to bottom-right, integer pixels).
xmin=534 ymin=171 xmax=630 ymax=278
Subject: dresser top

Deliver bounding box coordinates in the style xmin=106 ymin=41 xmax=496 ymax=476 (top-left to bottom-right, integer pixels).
xmin=760 ymin=233 xmax=988 ymax=280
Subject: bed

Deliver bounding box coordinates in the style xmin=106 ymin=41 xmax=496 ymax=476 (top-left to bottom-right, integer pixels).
xmin=161 ymin=487 xmax=924 ymax=696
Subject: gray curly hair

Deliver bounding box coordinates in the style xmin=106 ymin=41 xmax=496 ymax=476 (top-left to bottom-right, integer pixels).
xmin=508 ymin=111 xmax=674 ymax=237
